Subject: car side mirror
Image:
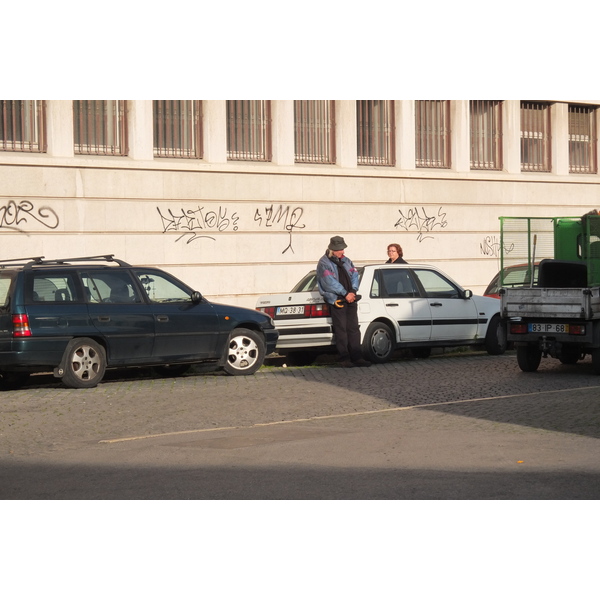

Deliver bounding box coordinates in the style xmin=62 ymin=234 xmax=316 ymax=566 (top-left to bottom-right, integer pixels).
xmin=462 ymin=289 xmax=473 ymax=299
xmin=191 ymin=291 xmax=203 ymax=304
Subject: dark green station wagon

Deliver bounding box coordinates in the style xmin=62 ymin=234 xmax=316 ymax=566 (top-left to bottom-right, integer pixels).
xmin=0 ymin=255 xmax=278 ymax=388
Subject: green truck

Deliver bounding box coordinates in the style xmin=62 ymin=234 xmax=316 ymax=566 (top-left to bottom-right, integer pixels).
xmin=499 ymin=213 xmax=600 ymax=373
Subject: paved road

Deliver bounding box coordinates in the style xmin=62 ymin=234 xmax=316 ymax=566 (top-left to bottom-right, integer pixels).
xmin=1 ymin=351 xmax=599 ymax=499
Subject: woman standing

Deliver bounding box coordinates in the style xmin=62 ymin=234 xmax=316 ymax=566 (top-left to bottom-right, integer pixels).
xmin=386 ymin=243 xmax=407 ymax=264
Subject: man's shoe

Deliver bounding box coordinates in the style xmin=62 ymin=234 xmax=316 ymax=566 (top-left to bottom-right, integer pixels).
xmin=339 ymin=360 xmax=354 ymax=368
xmin=353 ymin=359 xmax=372 ymax=367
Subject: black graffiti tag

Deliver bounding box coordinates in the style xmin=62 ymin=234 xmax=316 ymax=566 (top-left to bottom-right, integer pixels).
xmin=157 ymin=205 xmax=239 ymax=244
xmin=395 ymin=206 xmax=447 ymax=242
xmin=254 ymin=204 xmax=306 ymax=254
xmin=0 ymin=200 xmax=59 ymax=231
xmin=480 ymin=235 xmax=501 ymax=257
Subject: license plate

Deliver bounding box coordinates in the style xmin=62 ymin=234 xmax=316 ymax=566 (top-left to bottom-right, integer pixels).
xmin=276 ymin=306 xmax=305 ymax=316
xmin=528 ymin=323 xmax=570 ymax=334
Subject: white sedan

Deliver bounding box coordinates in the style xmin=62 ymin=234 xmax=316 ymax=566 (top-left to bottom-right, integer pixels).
xmin=256 ymin=263 xmax=506 ymax=365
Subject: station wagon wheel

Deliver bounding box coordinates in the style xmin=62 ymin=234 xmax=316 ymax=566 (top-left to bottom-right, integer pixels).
xmin=223 ymin=328 xmax=266 ymax=376
xmin=484 ymin=314 xmax=507 ymax=355
xmin=362 ymin=322 xmax=394 ymax=363
xmin=516 ymin=344 xmax=542 ymax=372
xmin=61 ymin=338 xmax=107 ymax=388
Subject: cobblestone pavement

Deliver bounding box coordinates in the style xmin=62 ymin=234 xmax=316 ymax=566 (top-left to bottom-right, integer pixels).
xmin=1 ymin=350 xmax=600 ymax=499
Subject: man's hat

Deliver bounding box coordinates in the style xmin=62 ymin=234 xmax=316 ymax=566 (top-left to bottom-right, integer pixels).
xmin=328 ymin=236 xmax=347 ymax=251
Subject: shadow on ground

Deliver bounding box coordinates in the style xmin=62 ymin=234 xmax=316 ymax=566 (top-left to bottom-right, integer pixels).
xmin=1 ymin=462 xmax=599 ymax=500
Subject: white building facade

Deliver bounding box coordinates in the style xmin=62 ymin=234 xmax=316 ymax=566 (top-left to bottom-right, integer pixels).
xmin=1 ymin=99 xmax=598 ymax=307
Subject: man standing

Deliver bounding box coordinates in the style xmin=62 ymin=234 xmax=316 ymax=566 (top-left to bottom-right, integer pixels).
xmin=317 ymin=236 xmax=371 ymax=368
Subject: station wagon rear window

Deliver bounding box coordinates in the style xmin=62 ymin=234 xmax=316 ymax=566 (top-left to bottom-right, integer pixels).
xmin=31 ymin=273 xmax=79 ymax=302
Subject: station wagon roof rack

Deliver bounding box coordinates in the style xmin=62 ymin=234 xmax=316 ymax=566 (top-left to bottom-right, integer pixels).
xmin=9 ymin=255 xmax=132 ymax=269
xmin=0 ymin=256 xmax=45 ymax=269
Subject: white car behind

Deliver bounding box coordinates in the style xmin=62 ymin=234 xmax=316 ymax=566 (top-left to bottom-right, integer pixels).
xmin=256 ymin=263 xmax=506 ymax=365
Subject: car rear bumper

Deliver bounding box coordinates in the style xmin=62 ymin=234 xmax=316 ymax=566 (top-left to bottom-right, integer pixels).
xmin=272 ymin=320 xmax=333 ymax=349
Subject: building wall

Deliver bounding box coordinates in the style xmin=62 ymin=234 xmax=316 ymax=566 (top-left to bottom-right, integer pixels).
xmin=1 ymin=100 xmax=599 ymax=308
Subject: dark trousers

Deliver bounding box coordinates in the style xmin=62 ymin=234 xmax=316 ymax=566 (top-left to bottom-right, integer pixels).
xmin=329 ymin=301 xmax=362 ymax=362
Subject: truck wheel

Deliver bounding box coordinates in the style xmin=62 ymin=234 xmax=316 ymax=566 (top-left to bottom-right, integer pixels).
xmin=516 ymin=345 xmax=542 ymax=372
xmin=559 ymin=346 xmax=581 ymax=365
xmin=591 ymin=349 xmax=600 ymax=375
xmin=484 ymin=315 xmax=507 ymax=355
xmin=362 ymin=322 xmax=394 ymax=363
xmin=61 ymin=338 xmax=107 ymax=388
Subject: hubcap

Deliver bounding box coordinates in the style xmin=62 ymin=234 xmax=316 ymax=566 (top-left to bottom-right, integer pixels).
xmin=72 ymin=345 xmax=101 ymax=381
xmin=371 ymin=329 xmax=392 ymax=358
xmin=228 ymin=335 xmax=259 ymax=370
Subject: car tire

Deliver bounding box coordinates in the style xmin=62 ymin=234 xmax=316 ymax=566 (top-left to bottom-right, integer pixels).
xmin=484 ymin=315 xmax=507 ymax=355
xmin=61 ymin=338 xmax=107 ymax=389
xmin=154 ymin=364 xmax=192 ymax=377
xmin=362 ymin=322 xmax=395 ymax=363
xmin=559 ymin=345 xmax=581 ymax=365
xmin=516 ymin=344 xmax=542 ymax=372
xmin=223 ymin=328 xmax=266 ymax=376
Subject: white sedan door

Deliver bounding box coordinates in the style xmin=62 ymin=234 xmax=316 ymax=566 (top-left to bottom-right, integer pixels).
xmin=412 ymin=268 xmax=479 ymax=341
xmin=374 ymin=268 xmax=432 ymax=341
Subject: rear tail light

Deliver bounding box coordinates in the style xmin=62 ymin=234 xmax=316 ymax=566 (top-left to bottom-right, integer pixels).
xmin=259 ymin=306 xmax=276 ymax=318
xmin=12 ymin=314 xmax=32 ymax=337
xmin=307 ymin=303 xmax=330 ymax=317
xmin=510 ymin=323 xmax=528 ymax=334
xmin=570 ymin=324 xmax=586 ymax=335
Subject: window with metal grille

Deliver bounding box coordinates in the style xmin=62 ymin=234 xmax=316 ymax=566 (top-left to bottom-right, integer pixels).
xmin=470 ymin=100 xmax=502 ymax=170
xmin=520 ymin=101 xmax=551 ymax=172
xmin=415 ymin=100 xmax=451 ymax=168
xmin=294 ymin=100 xmax=335 ymax=164
xmin=153 ymin=101 xmax=203 ymax=159
xmin=0 ymin=100 xmax=46 ymax=152
xmin=73 ymin=100 xmax=128 ymax=156
xmin=357 ymin=100 xmax=395 ymax=166
xmin=227 ymin=100 xmax=271 ymax=161
xmin=569 ymin=104 xmax=597 ymax=174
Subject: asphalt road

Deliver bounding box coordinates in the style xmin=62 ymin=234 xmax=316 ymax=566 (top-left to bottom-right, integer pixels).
xmin=1 ymin=350 xmax=600 ymax=500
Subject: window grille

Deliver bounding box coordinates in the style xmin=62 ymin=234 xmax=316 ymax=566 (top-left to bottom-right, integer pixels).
xmin=0 ymin=100 xmax=46 ymax=152
xmin=294 ymin=100 xmax=335 ymax=164
xmin=415 ymin=100 xmax=451 ymax=168
xmin=470 ymin=100 xmax=502 ymax=170
xmin=74 ymin=100 xmax=128 ymax=156
xmin=153 ymin=101 xmax=202 ymax=159
xmin=569 ymin=104 xmax=597 ymax=174
xmin=227 ymin=100 xmax=271 ymax=161
xmin=357 ymin=100 xmax=395 ymax=166
xmin=520 ymin=101 xmax=551 ymax=172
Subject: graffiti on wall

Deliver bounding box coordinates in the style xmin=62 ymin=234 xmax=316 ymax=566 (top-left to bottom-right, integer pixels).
xmin=0 ymin=200 xmax=59 ymax=232
xmin=394 ymin=206 xmax=447 ymax=242
xmin=157 ymin=203 xmax=306 ymax=254
xmin=253 ymin=204 xmax=306 ymax=254
xmin=157 ymin=206 xmax=240 ymax=244
xmin=480 ymin=235 xmax=501 ymax=257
